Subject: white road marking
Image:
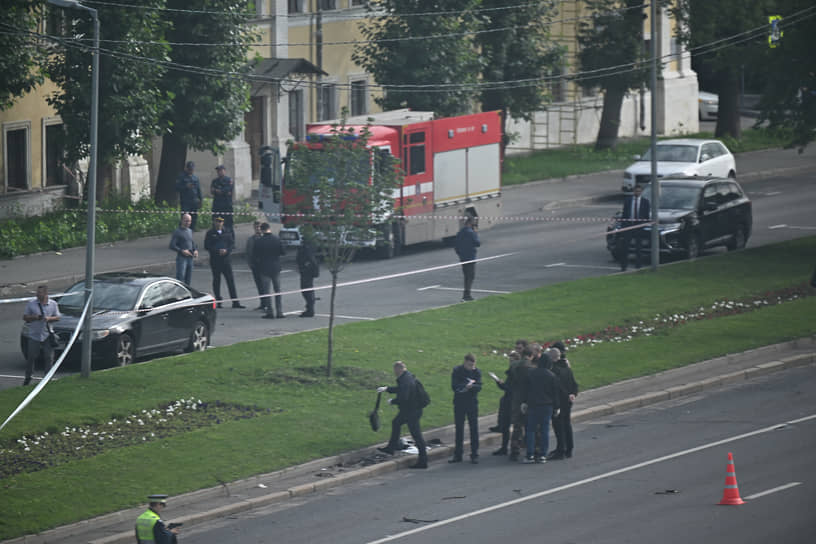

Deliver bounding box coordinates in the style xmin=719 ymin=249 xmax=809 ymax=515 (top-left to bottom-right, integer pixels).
xmin=417 ymin=285 xmax=441 ymax=291
xmin=547 ymin=263 xmax=620 ymax=271
xmin=318 ymin=314 xmax=375 ymax=321
xmin=427 ymin=286 xmax=511 ymax=294
xmin=769 ymin=224 xmax=787 ymax=229
xmin=744 ymin=482 xmax=802 ymax=500
xmin=366 ymin=413 xmax=816 ymax=543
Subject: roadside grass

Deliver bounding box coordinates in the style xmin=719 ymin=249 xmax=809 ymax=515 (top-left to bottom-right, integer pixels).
xmin=0 ymin=236 xmax=814 ymax=539
xmin=502 ymin=125 xmax=793 ymax=186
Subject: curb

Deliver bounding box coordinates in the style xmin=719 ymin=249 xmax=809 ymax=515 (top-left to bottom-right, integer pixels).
xmin=19 ymin=342 xmax=813 ymax=544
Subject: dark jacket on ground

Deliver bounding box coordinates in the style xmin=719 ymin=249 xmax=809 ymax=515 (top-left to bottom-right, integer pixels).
xmin=252 ymin=232 xmax=285 ymax=276
xmin=523 ymin=365 xmax=561 ymax=410
xmin=451 ymin=364 xmax=482 ymax=406
xmin=551 ymin=358 xmax=578 ymax=406
xmin=387 ymin=371 xmax=420 ymax=413
xmin=454 ymin=225 xmax=480 ymax=262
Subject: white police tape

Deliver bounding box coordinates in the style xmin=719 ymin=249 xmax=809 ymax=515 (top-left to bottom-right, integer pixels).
xmin=0 ymin=295 xmax=91 ymax=433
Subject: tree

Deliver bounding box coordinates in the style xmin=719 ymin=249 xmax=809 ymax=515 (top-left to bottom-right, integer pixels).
xmin=673 ymin=0 xmax=775 ymax=139
xmin=756 ymin=0 xmax=816 ymax=150
xmin=475 ymin=0 xmax=565 ymax=152
xmin=0 ymin=1 xmax=45 ymax=111
xmin=46 ymin=0 xmax=170 ymax=197
xmin=153 ymin=0 xmax=256 ymax=206
xmin=353 ymin=0 xmax=483 ymax=117
xmin=284 ymin=116 xmax=403 ymax=377
xmin=577 ymin=0 xmax=651 ymax=150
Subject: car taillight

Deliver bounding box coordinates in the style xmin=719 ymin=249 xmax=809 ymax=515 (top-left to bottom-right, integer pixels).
xmin=212 ymin=301 xmax=217 ymax=310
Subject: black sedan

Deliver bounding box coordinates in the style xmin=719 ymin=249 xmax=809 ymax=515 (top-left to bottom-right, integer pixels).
xmin=21 ymin=273 xmax=217 ymax=368
xmin=607 ymin=177 xmax=752 ymax=261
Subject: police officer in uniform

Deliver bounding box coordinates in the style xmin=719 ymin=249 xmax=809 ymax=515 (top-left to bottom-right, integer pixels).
xmin=135 ymin=494 xmax=179 ymax=544
xmin=204 ymin=216 xmax=245 ymax=309
xmin=211 ymin=164 xmax=235 ymax=230
xmin=175 ymin=161 xmax=202 ymax=231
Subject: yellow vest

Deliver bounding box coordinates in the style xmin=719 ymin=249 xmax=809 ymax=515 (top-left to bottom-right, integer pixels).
xmin=135 ymin=509 xmax=160 ymax=543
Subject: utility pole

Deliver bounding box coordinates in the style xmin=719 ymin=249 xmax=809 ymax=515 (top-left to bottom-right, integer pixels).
xmin=649 ymin=0 xmax=659 ymax=271
xmin=315 ymin=0 xmax=323 ymax=120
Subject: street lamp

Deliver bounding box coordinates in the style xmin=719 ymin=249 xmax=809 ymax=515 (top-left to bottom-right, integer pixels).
xmin=48 ymin=0 xmax=99 ymax=378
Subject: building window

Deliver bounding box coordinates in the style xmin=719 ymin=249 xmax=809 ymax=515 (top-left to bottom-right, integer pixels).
xmin=350 ymin=79 xmax=368 ymax=116
xmin=351 ymin=0 xmax=366 ymax=6
xmin=3 ymin=122 xmax=31 ymax=191
xmin=318 ymin=83 xmax=337 ymax=121
xmin=44 ymin=121 xmax=67 ymax=187
xmin=318 ymin=0 xmax=337 ymax=10
xmin=289 ymin=89 xmax=304 ymax=142
xmin=550 ymin=65 xmax=565 ymax=103
xmin=288 ymin=0 xmax=304 ymax=14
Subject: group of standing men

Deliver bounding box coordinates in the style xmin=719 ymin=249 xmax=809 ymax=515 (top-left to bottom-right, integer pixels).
xmin=169 ymin=159 xmax=320 ymax=318
xmin=374 ymin=344 xmax=577 ymax=469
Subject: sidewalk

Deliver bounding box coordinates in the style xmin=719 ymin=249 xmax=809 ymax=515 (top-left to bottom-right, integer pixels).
xmin=7 ymin=337 xmax=814 ymax=544
xmin=1 ymin=146 xmax=814 ymax=299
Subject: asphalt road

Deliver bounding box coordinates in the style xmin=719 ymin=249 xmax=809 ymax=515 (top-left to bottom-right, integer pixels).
xmin=178 ymin=363 xmax=816 ymax=544
xmin=1 ymin=166 xmax=814 ymax=389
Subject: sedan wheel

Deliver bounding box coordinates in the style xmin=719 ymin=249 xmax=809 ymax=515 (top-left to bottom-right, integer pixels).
xmin=116 ymin=333 xmax=136 ymax=366
xmin=187 ymin=321 xmax=209 ymax=352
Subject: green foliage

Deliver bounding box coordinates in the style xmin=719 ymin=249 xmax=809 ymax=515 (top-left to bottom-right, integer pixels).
xmin=45 ymin=0 xmax=171 ymax=165
xmin=476 ymin=0 xmax=565 ymax=123
xmin=353 ymin=0 xmax=483 ymax=116
xmin=0 ymin=0 xmax=45 ymax=111
xmin=755 ymin=0 xmax=816 ymax=150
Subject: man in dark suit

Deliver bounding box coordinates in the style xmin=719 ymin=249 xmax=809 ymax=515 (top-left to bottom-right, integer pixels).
xmin=617 ymin=184 xmax=651 ymax=270
xmin=252 ymin=223 xmax=286 ymax=319
xmin=203 ymin=217 xmax=244 ymax=309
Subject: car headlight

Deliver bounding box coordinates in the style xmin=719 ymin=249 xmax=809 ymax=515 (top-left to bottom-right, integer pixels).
xmin=659 ymin=222 xmax=683 ymax=232
xmin=79 ymin=330 xmax=111 ymax=341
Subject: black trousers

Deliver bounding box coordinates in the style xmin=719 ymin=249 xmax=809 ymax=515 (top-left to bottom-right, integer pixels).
xmin=387 ymin=409 xmax=427 ymax=463
xmin=210 ymin=256 xmax=238 ymax=302
xmin=617 ymin=229 xmax=647 ymax=269
xmin=552 ymin=401 xmax=574 ymax=454
xmin=461 ymin=262 xmax=476 ymax=297
xmin=453 ymin=402 xmax=479 ymax=459
xmin=300 ymin=273 xmax=315 ymax=312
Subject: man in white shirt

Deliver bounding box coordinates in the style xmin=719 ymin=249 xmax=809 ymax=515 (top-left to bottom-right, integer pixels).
xmin=22 ymin=285 xmax=60 ymax=385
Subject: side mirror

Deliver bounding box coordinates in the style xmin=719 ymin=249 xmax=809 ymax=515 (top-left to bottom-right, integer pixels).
xmin=700 ymin=154 xmax=711 ymax=162
xmin=633 ymin=154 xmax=641 ymax=160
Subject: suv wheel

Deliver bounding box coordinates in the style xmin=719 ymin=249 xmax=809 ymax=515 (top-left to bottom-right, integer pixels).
xmin=685 ymin=235 xmax=701 ymax=260
xmin=727 ymin=226 xmax=746 ymax=251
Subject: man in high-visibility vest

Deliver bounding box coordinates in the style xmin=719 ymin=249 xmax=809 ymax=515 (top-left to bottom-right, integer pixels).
xmin=135 ymin=494 xmax=180 ymax=544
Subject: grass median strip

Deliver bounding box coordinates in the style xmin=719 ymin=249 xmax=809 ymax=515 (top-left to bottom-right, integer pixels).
xmin=0 ymin=236 xmax=814 ymax=539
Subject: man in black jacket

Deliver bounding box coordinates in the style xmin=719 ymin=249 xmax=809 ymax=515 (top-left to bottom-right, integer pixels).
xmin=203 ymin=217 xmax=244 ymax=308
xmin=296 ymin=238 xmax=319 ymax=317
xmin=548 ymin=343 xmax=578 ymax=460
xmin=252 ymin=223 xmax=286 ymax=319
xmin=521 ymin=351 xmax=560 ymax=463
xmin=376 ymin=361 xmax=428 ymax=469
xmin=450 ymin=353 xmax=482 ymax=464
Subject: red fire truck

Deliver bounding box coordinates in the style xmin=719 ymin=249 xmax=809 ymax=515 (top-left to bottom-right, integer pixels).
xmin=262 ymin=109 xmax=503 ymax=258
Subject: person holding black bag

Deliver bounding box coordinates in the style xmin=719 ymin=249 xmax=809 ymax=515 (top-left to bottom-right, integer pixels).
xmin=22 ymin=285 xmax=60 ymax=385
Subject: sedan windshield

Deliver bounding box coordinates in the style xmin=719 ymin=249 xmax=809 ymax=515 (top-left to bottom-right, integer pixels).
xmin=641 ymin=145 xmax=699 ymax=163
xmin=59 ymin=281 xmax=142 ymax=311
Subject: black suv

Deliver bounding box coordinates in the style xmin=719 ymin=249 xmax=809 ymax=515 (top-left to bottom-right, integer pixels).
xmin=607 ymin=177 xmax=752 ymax=260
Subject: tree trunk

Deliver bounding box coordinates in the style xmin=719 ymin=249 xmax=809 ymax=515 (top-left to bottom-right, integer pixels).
xmin=595 ymin=85 xmax=627 ymax=150
xmin=714 ymin=69 xmax=741 ymax=139
xmin=326 ymin=272 xmax=337 ymax=377
xmin=155 ymin=132 xmax=187 ymax=206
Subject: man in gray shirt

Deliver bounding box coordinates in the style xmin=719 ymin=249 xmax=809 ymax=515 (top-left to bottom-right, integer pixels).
xmin=169 ymin=213 xmax=198 ymax=285
xmin=22 ymin=285 xmax=60 ymax=385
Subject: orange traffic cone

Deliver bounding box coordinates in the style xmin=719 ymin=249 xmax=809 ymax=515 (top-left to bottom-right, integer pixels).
xmin=718 ymin=452 xmax=745 ymax=505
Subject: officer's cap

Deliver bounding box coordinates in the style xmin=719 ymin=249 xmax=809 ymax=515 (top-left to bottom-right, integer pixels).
xmin=148 ymin=494 xmax=168 ymax=504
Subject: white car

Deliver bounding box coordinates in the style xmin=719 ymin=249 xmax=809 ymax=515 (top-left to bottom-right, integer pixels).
xmin=622 ymin=138 xmax=736 ymax=192
xmin=699 ymin=91 xmax=718 ymax=120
